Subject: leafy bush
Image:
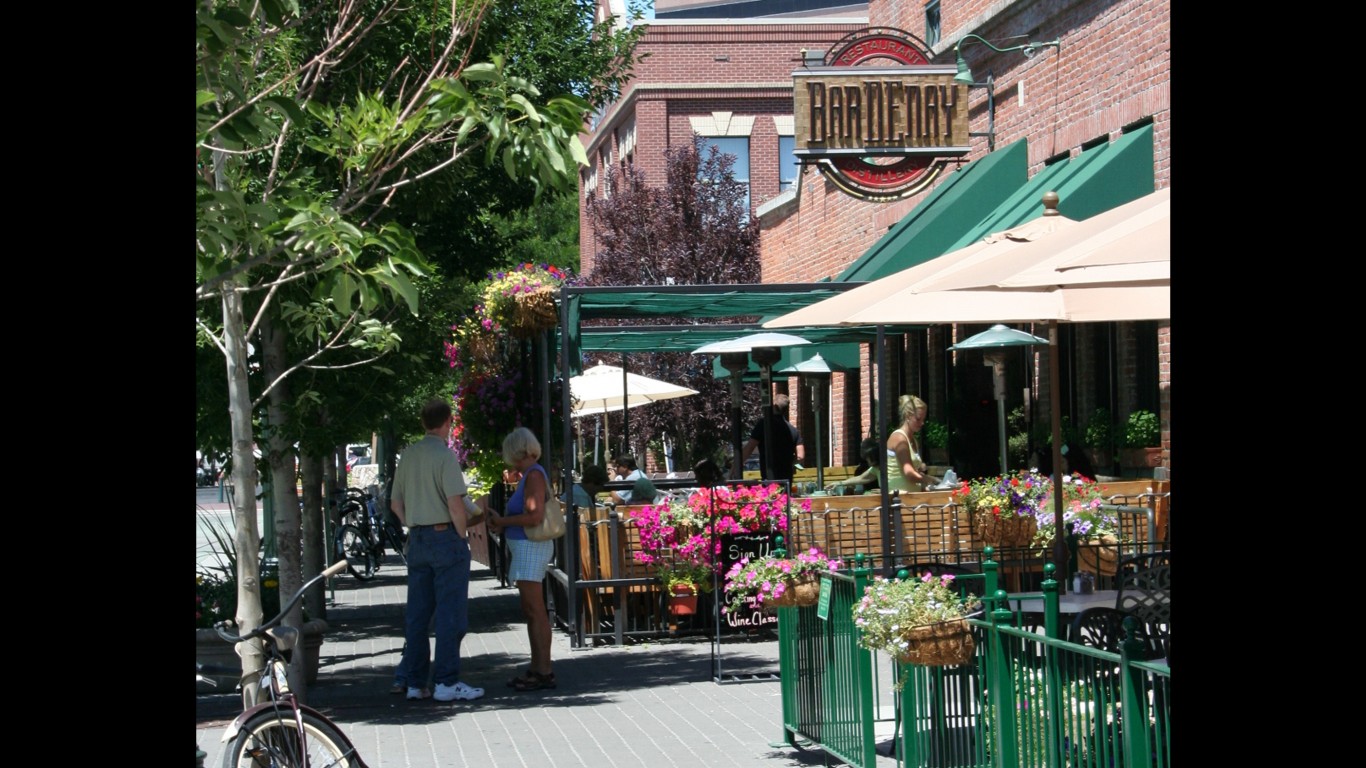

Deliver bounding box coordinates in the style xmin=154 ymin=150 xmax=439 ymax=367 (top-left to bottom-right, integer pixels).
xmin=1082 ymin=408 xmax=1115 ymax=452
xmin=922 ymin=421 xmax=950 ymax=450
xmin=1122 ymin=409 xmax=1159 ymax=448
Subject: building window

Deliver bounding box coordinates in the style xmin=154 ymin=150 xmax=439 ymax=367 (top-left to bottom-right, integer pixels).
xmin=925 ymin=1 xmax=941 ymax=48
xmin=779 ymin=136 xmax=799 ymax=193
xmin=703 ymin=136 xmax=750 ymax=213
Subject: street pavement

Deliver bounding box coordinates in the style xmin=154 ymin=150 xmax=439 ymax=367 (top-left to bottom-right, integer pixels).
xmin=195 ymin=524 xmax=902 ymax=768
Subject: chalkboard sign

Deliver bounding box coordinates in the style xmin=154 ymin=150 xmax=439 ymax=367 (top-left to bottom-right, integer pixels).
xmin=718 ymin=532 xmax=778 ymax=632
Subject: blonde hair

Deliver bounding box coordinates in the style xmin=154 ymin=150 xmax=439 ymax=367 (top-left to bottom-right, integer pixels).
xmin=897 ymin=394 xmax=927 ymax=423
xmin=502 ymin=427 xmax=542 ymax=464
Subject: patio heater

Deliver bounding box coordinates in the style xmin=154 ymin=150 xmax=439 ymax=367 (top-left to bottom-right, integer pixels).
xmin=691 ymin=333 xmax=810 ymax=480
xmin=949 ymin=324 xmax=1049 ymax=475
xmin=779 ymin=353 xmax=837 ymax=489
xmin=750 ymin=345 xmax=783 ymax=485
xmin=720 ymin=352 xmax=749 ymax=479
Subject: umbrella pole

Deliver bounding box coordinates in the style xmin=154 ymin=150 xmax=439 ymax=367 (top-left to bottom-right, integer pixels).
xmin=998 ymin=397 xmax=1008 ymax=475
xmin=1048 ymin=321 xmax=1068 ymax=592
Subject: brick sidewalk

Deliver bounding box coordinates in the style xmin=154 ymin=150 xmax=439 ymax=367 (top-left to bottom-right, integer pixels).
xmin=195 ymin=555 xmax=891 ymax=767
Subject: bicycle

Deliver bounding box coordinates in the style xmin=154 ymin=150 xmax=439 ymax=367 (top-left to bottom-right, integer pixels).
xmin=333 ymin=485 xmax=406 ymax=581
xmin=205 ymin=558 xmax=368 ymax=768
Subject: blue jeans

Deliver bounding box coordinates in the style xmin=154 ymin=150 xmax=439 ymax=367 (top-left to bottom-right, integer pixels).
xmin=394 ymin=526 xmax=471 ymax=688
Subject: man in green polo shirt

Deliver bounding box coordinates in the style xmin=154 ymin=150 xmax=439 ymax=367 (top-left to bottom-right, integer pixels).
xmin=388 ymin=398 xmax=486 ymax=703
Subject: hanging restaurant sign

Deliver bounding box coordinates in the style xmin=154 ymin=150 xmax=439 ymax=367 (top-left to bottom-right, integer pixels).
xmin=793 ymin=28 xmax=970 ymax=202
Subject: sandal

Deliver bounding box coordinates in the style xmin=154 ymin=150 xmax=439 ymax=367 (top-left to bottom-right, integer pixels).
xmin=510 ymin=671 xmax=556 ymax=691
xmin=506 ymin=670 xmax=537 ymax=688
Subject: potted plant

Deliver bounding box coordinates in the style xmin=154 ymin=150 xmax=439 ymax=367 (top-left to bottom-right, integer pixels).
xmin=722 ymin=545 xmax=841 ymax=614
xmin=922 ymin=421 xmax=950 ymax=464
xmin=954 ymin=469 xmax=1050 ymax=549
xmin=1081 ymin=407 xmax=1116 ymax=471
xmin=658 ymin=562 xmax=714 ymax=616
xmin=851 ymin=571 xmax=983 ymax=683
xmin=1118 ymin=409 xmax=1162 ymax=471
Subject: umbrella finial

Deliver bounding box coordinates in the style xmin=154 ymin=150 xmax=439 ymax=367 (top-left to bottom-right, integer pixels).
xmin=1042 ymin=190 xmax=1060 ymax=216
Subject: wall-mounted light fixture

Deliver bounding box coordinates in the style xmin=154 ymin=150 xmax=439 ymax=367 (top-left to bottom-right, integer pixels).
xmin=953 ymin=34 xmax=1061 ymax=85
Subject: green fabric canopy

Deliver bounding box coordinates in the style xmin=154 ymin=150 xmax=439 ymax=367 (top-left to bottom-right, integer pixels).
xmin=561 ymin=283 xmax=920 ymax=375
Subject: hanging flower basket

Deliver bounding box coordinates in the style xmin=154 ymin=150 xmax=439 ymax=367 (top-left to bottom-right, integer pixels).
xmin=762 ymin=574 xmax=820 ymax=611
xmin=974 ymin=510 xmax=1038 ymax=548
xmin=509 ymin=286 xmax=559 ymax=338
xmin=1077 ymin=534 xmax=1121 ymax=576
xmin=895 ymin=617 xmax=976 ymax=667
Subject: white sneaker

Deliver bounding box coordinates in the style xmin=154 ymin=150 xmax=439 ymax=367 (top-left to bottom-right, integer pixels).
xmin=434 ymin=681 xmax=485 ymax=701
xmin=406 ymin=687 xmax=431 ymax=700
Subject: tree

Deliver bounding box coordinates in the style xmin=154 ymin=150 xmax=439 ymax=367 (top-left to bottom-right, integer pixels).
xmin=196 ymin=0 xmax=603 ymax=701
xmin=584 ymin=134 xmax=763 ymax=469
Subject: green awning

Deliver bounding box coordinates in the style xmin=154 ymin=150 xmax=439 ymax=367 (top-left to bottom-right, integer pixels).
xmin=939 ymin=124 xmax=1156 ymax=252
xmin=562 ymin=283 xmax=922 ymax=375
xmin=836 ymin=125 xmax=1156 ymax=283
xmin=837 ymin=139 xmax=1029 ymax=282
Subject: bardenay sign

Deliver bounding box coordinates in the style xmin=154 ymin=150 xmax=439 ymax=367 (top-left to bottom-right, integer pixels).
xmin=793 ymin=28 xmax=970 ymax=201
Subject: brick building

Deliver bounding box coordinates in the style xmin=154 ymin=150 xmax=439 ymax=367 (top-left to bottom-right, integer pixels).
xmin=579 ymin=0 xmax=1171 ymax=480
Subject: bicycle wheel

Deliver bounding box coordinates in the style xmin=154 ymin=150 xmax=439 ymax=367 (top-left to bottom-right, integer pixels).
xmin=220 ymin=707 xmax=360 ymax=768
xmin=382 ymin=521 xmax=407 ymax=565
xmin=336 ymin=524 xmax=376 ymax=581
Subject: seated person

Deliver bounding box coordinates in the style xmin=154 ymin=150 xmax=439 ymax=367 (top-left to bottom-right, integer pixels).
xmin=826 ymin=438 xmax=882 ymax=493
xmin=610 ymin=455 xmax=645 ymax=505
xmin=568 ymin=464 xmax=609 ymax=509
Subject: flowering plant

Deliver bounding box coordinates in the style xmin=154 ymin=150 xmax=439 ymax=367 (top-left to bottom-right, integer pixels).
xmin=851 ymin=572 xmax=983 ymax=658
xmin=480 ymin=262 xmax=570 ymax=336
xmin=1034 ymin=471 xmax=1121 ymax=548
xmin=445 ymin=263 xmax=576 ymax=487
xmin=722 ymin=546 xmax=841 ymax=614
xmin=954 ymin=469 xmax=1051 ymax=521
xmin=630 ymin=484 xmax=810 ymax=593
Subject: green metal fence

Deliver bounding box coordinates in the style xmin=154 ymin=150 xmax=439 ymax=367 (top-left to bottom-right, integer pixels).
xmin=778 ymin=556 xmax=1171 ymax=768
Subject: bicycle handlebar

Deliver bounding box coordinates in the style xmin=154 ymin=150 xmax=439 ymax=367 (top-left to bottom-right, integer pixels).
xmin=213 ymin=560 xmax=349 ymax=644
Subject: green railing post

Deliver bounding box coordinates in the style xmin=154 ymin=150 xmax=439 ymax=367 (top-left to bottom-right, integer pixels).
xmin=1041 ymin=563 xmax=1060 ymax=639
xmin=987 ymin=589 xmax=1020 ymax=768
xmin=983 ymin=546 xmax=998 ymax=596
xmin=1040 ymin=563 xmax=1065 ymax=768
xmin=1121 ymin=617 xmax=1155 ymax=768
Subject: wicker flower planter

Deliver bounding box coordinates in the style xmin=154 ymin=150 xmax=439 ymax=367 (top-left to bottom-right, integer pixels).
xmin=762 ymin=575 xmax=820 ymax=611
xmin=1077 ymin=534 xmax=1121 ymax=576
xmin=895 ymin=617 xmax=976 ymax=667
xmin=974 ymin=510 xmax=1038 ymax=549
xmin=509 ymin=287 xmax=558 ymax=338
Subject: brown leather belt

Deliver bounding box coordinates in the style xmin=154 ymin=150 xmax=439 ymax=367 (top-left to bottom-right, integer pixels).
xmin=415 ymin=523 xmax=450 ymax=531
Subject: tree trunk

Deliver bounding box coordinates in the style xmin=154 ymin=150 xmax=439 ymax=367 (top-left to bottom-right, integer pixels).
xmin=261 ymin=312 xmax=308 ymax=701
xmin=300 ymin=454 xmax=326 ymax=623
xmin=222 ymin=281 xmax=265 ymax=706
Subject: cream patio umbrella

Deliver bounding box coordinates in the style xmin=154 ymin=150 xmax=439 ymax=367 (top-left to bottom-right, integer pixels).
xmin=764 ymin=188 xmax=1171 ymax=584
xmin=569 ymin=363 xmax=699 ymax=417
xmin=570 ymin=364 xmax=699 ymax=466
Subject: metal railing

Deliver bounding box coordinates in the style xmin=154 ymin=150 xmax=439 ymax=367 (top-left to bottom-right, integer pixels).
xmin=777 ymin=557 xmax=1171 ymax=768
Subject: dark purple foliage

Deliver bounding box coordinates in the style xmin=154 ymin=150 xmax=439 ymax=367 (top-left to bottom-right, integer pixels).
xmin=583 ymin=134 xmax=764 ymax=468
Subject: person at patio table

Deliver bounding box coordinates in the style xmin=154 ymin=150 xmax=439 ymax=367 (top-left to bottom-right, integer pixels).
xmin=569 ymin=463 xmax=610 ymax=510
xmin=887 ymin=394 xmax=939 ymax=493
xmin=609 ymin=455 xmax=644 ymax=505
xmin=825 ymin=438 xmax=882 ymax=493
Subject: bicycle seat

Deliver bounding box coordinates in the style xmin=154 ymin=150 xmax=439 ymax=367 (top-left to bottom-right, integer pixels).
xmin=267 ymin=625 xmax=301 ymax=652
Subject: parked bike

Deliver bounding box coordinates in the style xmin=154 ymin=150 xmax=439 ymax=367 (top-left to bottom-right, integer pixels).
xmin=204 ymin=559 xmax=368 ymax=767
xmin=333 ymin=486 xmax=406 ymax=581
